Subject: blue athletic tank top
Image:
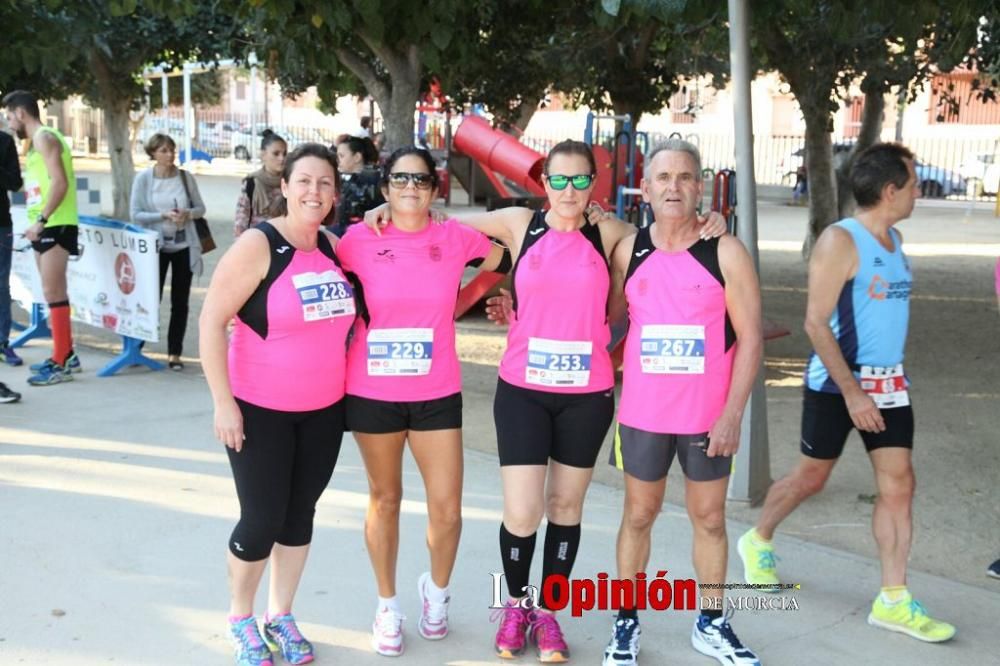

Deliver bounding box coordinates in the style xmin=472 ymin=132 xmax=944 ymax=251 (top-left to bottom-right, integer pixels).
xmin=805 ymin=218 xmax=912 ymax=393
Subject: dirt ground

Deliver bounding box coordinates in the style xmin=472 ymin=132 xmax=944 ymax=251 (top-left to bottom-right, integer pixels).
xmin=58 ymin=176 xmax=1000 ymax=589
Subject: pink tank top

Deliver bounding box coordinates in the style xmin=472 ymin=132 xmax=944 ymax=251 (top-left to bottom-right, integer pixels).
xmin=337 ymin=220 xmax=492 ymax=401
xmin=499 ymin=211 xmax=614 ymax=393
xmin=228 ymin=223 xmax=355 ymax=411
xmin=618 ymin=228 xmax=734 ymax=433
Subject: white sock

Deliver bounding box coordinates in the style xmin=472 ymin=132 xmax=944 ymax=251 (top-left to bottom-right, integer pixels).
xmin=377 ymin=595 xmax=401 ymax=613
xmin=425 ymin=576 xmax=449 ymax=603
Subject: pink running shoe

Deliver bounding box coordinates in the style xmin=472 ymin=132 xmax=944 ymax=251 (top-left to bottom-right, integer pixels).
xmin=417 ymin=572 xmax=450 ymax=640
xmin=491 ymin=600 xmax=530 ymax=659
xmin=529 ymin=609 xmax=570 ymax=663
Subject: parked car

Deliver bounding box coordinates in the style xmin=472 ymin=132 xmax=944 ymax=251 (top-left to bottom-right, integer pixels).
xmin=958 ymin=152 xmax=1000 ymax=195
xmin=914 ymin=160 xmax=966 ymax=198
xmin=196 ymin=120 xmax=239 ymax=157
xmin=230 ymin=124 xmax=328 ymax=160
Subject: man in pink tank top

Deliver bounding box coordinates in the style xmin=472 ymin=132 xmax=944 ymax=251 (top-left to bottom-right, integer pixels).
xmin=602 ymin=141 xmax=763 ymax=666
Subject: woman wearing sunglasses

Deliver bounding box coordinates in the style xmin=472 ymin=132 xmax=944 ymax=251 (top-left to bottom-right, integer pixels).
xmin=336 ymin=146 xmax=507 ymax=657
xmin=365 ymin=139 xmax=725 ymax=662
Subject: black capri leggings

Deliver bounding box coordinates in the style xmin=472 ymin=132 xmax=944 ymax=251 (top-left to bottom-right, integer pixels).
xmin=227 ymin=397 xmax=346 ymax=562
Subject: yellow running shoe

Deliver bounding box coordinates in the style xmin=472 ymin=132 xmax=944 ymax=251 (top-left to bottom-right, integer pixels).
xmin=737 ymin=528 xmax=780 ymax=592
xmin=867 ymin=592 xmax=956 ymax=643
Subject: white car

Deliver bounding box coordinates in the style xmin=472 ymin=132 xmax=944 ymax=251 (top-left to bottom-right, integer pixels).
xmin=958 ymin=152 xmax=1000 ymax=195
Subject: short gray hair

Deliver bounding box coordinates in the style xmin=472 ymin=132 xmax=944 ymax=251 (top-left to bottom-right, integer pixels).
xmin=644 ymin=139 xmax=702 ymax=179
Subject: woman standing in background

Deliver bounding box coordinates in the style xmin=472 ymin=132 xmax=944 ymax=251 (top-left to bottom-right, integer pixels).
xmin=130 ymin=132 xmax=206 ymax=371
xmin=234 ymin=130 xmax=287 ymax=236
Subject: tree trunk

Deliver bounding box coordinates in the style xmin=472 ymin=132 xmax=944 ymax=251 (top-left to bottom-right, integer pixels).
xmin=382 ymin=76 xmax=419 ymax=152
xmin=836 ymin=88 xmax=885 ymax=218
xmin=333 ymin=42 xmax=420 ymax=153
xmin=801 ymin=103 xmax=837 ymax=253
xmin=612 ymin=99 xmax=641 ymax=143
xmin=512 ymin=95 xmax=540 ymax=134
xmin=89 ymin=50 xmax=137 ymax=219
xmin=102 ymin=99 xmax=135 ymax=220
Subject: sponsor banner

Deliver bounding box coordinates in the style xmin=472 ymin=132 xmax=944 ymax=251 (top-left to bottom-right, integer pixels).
xmin=11 ymin=207 xmax=160 ymax=342
xmin=10 ymin=207 xmax=45 ymax=311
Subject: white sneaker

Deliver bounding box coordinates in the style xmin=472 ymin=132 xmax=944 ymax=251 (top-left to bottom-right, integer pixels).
xmin=417 ymin=572 xmax=450 ymax=640
xmin=691 ymin=613 xmax=760 ymax=665
xmin=603 ymin=617 xmax=640 ymax=665
xmin=372 ymin=605 xmax=405 ymax=657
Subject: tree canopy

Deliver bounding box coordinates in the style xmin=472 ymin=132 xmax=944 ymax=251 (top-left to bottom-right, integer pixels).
xmin=1 ymin=0 xmax=242 ymax=218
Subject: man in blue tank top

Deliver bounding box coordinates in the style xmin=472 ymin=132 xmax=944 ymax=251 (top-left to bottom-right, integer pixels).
xmin=738 ymin=143 xmax=956 ymax=643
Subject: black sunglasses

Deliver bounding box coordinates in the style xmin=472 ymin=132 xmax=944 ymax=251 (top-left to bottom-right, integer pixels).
xmin=388 ymin=172 xmax=434 ymax=190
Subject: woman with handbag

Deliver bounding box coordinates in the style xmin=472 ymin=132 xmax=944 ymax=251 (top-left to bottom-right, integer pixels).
xmin=129 ymin=132 xmax=206 ymax=370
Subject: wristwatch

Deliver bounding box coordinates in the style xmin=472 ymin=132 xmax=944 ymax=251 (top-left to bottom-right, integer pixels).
xmin=36 ymin=214 xmax=47 ymax=226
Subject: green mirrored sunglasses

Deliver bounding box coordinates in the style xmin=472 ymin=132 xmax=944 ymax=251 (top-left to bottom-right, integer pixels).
xmin=545 ymin=173 xmax=594 ymax=190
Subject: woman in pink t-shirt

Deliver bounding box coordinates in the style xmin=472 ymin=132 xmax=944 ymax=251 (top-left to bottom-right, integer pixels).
xmin=339 ymin=146 xmax=506 ymax=656
xmin=201 ymin=144 xmax=354 ymax=666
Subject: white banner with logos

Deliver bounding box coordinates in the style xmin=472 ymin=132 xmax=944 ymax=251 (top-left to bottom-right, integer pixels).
xmin=11 ymin=207 xmax=160 ymax=342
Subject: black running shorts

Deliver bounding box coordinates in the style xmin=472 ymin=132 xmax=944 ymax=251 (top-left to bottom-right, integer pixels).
xmin=494 ymin=377 xmax=615 ymax=468
xmin=346 ymin=392 xmax=463 ymax=433
xmin=800 ymin=388 xmax=914 ymax=460
xmin=32 ymin=224 xmax=79 ymax=255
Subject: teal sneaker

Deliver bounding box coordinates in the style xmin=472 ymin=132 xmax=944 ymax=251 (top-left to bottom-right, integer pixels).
xmin=31 ymin=351 xmax=81 ymax=374
xmin=228 ymin=616 xmax=274 ymax=666
xmin=27 ymin=359 xmax=73 ymax=386
xmin=262 ymin=613 xmax=314 ymax=664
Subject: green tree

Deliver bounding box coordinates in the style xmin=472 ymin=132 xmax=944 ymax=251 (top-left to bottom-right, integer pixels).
xmin=574 ymin=0 xmax=729 ymax=127
xmin=0 ymin=1 xmax=242 ymax=218
xmin=238 ymin=0 xmax=524 ymax=151
xmin=448 ymin=1 xmax=728 ymax=137
xmin=752 ymin=0 xmax=992 ymax=245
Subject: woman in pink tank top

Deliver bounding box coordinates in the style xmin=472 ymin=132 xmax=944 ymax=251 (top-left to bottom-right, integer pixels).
xmin=201 ymin=144 xmax=354 ymax=665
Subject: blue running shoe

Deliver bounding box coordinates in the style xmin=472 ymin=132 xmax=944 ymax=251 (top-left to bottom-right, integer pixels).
xmin=603 ymin=617 xmax=640 ymax=666
xmin=27 ymin=359 xmax=73 ymax=386
xmin=229 ymin=616 xmax=274 ymax=666
xmin=30 ymin=351 xmax=81 ymax=374
xmin=262 ymin=613 xmax=314 ymax=664
xmin=1 ymin=343 xmax=23 ymax=367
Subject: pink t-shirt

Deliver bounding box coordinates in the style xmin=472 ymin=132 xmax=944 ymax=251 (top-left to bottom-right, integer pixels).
xmin=499 ymin=212 xmax=614 ymax=393
xmin=229 ymin=225 xmax=355 ymax=411
xmin=618 ymin=230 xmax=734 ymax=434
xmin=337 ymin=219 xmax=492 ymax=401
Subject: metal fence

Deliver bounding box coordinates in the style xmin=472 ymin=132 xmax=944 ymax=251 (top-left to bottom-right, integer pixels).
xmin=520 ymin=125 xmax=1000 ymax=202
xmin=56 ymin=102 xmax=999 ymax=202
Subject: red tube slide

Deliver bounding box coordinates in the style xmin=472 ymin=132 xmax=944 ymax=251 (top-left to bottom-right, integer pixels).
xmin=453 ymin=115 xmax=546 ymax=196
